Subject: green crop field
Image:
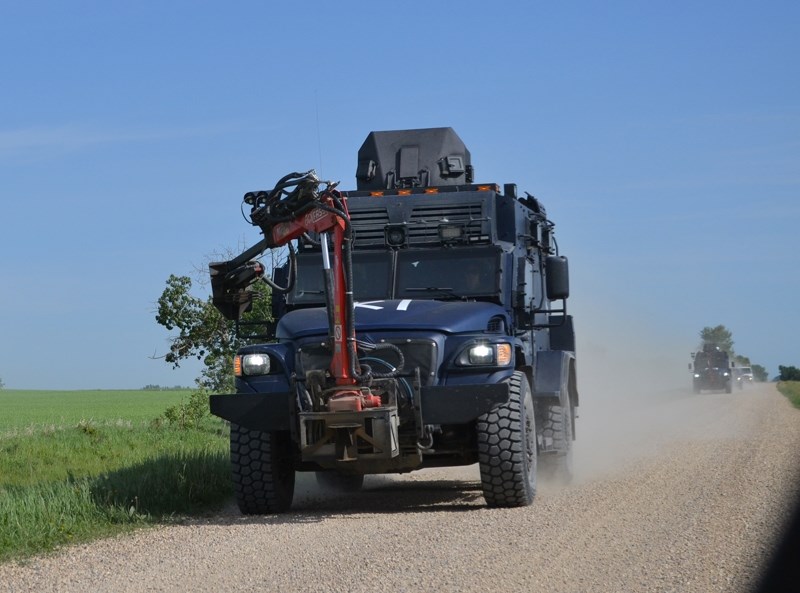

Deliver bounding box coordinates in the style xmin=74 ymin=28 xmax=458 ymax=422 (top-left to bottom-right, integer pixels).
xmin=0 ymin=389 xmax=191 ymax=432
xmin=0 ymin=389 xmax=231 ymax=562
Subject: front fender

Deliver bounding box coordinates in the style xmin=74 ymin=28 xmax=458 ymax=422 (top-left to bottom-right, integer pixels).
xmin=533 ymin=350 xmax=576 ymax=408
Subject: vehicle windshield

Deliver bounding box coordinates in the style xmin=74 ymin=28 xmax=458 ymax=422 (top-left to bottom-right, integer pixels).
xmin=287 ymin=246 xmax=500 ymax=305
xmin=395 ymin=247 xmax=499 ymax=299
xmin=289 ymin=251 xmax=392 ymax=305
xmin=695 ymin=352 xmax=729 ymax=369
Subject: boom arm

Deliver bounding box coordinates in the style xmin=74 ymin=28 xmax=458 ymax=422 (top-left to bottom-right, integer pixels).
xmin=261 ymin=193 xmax=355 ymax=385
xmin=209 ymin=172 xmax=357 ymax=386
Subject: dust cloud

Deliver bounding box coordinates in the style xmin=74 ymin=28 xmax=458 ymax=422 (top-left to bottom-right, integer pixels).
xmin=570 ymin=312 xmax=748 ymax=485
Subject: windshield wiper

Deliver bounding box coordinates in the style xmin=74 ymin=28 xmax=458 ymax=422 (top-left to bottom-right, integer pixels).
xmin=406 ymin=287 xmax=463 ymax=300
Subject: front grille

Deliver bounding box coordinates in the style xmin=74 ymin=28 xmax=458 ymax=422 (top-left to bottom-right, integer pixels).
xmin=350 ymin=207 xmax=390 ymax=246
xmin=348 ymin=194 xmax=493 ymax=248
xmin=297 ymin=339 xmax=438 ymax=386
xmin=408 ymin=203 xmax=485 ymax=245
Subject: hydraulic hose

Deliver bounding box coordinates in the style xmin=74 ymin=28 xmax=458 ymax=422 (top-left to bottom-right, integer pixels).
xmin=248 ymin=170 xmax=330 ymax=228
xmin=260 ymin=243 xmax=297 ymax=294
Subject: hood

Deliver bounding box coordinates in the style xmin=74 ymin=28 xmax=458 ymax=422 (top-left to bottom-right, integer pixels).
xmin=276 ymin=299 xmax=508 ymax=340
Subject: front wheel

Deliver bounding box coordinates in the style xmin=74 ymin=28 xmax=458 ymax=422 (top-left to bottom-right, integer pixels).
xmin=230 ymin=424 xmax=295 ymax=514
xmin=477 ymin=371 xmax=537 ymax=507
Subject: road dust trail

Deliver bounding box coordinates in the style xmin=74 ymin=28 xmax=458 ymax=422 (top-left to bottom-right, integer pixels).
xmin=3 ymin=383 xmax=799 ymax=593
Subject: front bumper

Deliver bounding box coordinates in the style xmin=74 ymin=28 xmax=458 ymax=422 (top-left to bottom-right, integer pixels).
xmin=209 ymin=382 xmax=509 ymax=432
xmin=210 ymin=393 xmax=292 ymax=431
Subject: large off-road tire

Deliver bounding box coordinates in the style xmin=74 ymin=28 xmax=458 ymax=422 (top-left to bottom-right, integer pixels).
xmin=230 ymin=423 xmax=295 ymax=514
xmin=537 ymin=402 xmax=574 ymax=485
xmin=315 ymin=472 xmax=365 ymax=493
xmin=477 ymin=371 xmax=537 ymax=507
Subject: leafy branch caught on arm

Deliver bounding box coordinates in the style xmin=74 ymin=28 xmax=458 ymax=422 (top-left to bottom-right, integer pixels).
xmin=155 ymin=273 xmax=272 ymax=393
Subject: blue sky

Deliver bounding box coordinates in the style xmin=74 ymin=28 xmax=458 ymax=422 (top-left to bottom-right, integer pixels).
xmin=1 ymin=1 xmax=798 ymax=389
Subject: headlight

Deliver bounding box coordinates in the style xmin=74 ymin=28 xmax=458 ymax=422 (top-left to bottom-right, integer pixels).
xmin=235 ymin=353 xmax=271 ymax=376
xmin=694 ymin=373 xmax=700 ymax=378
xmin=723 ymin=372 xmax=730 ymax=377
xmin=469 ymin=344 xmax=493 ymax=364
xmin=457 ymin=343 xmax=512 ymax=367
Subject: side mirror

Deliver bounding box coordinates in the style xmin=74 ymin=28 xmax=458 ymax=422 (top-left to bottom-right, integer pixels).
xmin=545 ymin=255 xmax=569 ymax=301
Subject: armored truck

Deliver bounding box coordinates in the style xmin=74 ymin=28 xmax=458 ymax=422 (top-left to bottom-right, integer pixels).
xmin=692 ymin=343 xmax=732 ymax=394
xmin=208 ymin=127 xmax=579 ymax=513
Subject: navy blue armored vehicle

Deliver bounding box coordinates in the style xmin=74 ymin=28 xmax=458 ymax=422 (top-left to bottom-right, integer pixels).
xmin=208 ymin=127 xmax=579 ymax=513
xmin=692 ymin=343 xmax=732 ymax=394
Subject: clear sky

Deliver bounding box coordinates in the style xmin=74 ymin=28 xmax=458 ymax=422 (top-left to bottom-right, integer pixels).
xmin=1 ymin=1 xmax=798 ymax=390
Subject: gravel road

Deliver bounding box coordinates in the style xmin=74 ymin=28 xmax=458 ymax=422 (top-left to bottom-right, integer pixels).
xmin=3 ymin=382 xmax=799 ymax=593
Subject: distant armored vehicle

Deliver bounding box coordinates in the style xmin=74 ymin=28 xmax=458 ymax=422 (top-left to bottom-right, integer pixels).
xmin=692 ymin=344 xmax=732 ymax=394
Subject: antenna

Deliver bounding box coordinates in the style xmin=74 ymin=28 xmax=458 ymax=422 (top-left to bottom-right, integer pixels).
xmin=315 ymin=90 xmax=323 ymax=177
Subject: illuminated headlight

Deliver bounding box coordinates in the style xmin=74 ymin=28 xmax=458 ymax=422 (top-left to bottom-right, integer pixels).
xmin=469 ymin=344 xmax=493 ymax=364
xmin=236 ymin=353 xmax=271 ymax=376
xmin=457 ymin=343 xmax=512 ymax=366
xmin=723 ymin=372 xmax=730 ymax=377
xmin=694 ymin=373 xmax=700 ymax=378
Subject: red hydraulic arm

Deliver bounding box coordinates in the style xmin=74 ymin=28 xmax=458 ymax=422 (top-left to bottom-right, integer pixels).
xmin=262 ymin=190 xmax=356 ymax=387
xmin=217 ymin=172 xmax=384 ymax=412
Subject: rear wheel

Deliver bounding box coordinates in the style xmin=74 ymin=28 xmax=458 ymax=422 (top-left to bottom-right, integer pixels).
xmin=230 ymin=424 xmax=295 ymax=514
xmin=477 ymin=371 xmax=537 ymax=507
xmin=537 ymin=401 xmax=574 ymax=484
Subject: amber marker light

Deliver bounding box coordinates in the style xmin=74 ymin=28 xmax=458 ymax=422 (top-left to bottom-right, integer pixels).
xmin=497 ymin=343 xmax=512 ymax=366
xmin=233 ymin=355 xmax=243 ymax=377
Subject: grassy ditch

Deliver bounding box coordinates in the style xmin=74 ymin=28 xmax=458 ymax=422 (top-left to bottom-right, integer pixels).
xmin=777 ymin=381 xmax=800 ymax=409
xmin=0 ymin=390 xmax=231 ymax=562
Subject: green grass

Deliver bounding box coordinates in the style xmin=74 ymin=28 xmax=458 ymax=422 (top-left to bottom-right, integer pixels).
xmin=0 ymin=390 xmax=231 ymax=563
xmin=0 ymin=389 xmax=191 ymax=432
xmin=777 ymin=381 xmax=800 ymax=409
